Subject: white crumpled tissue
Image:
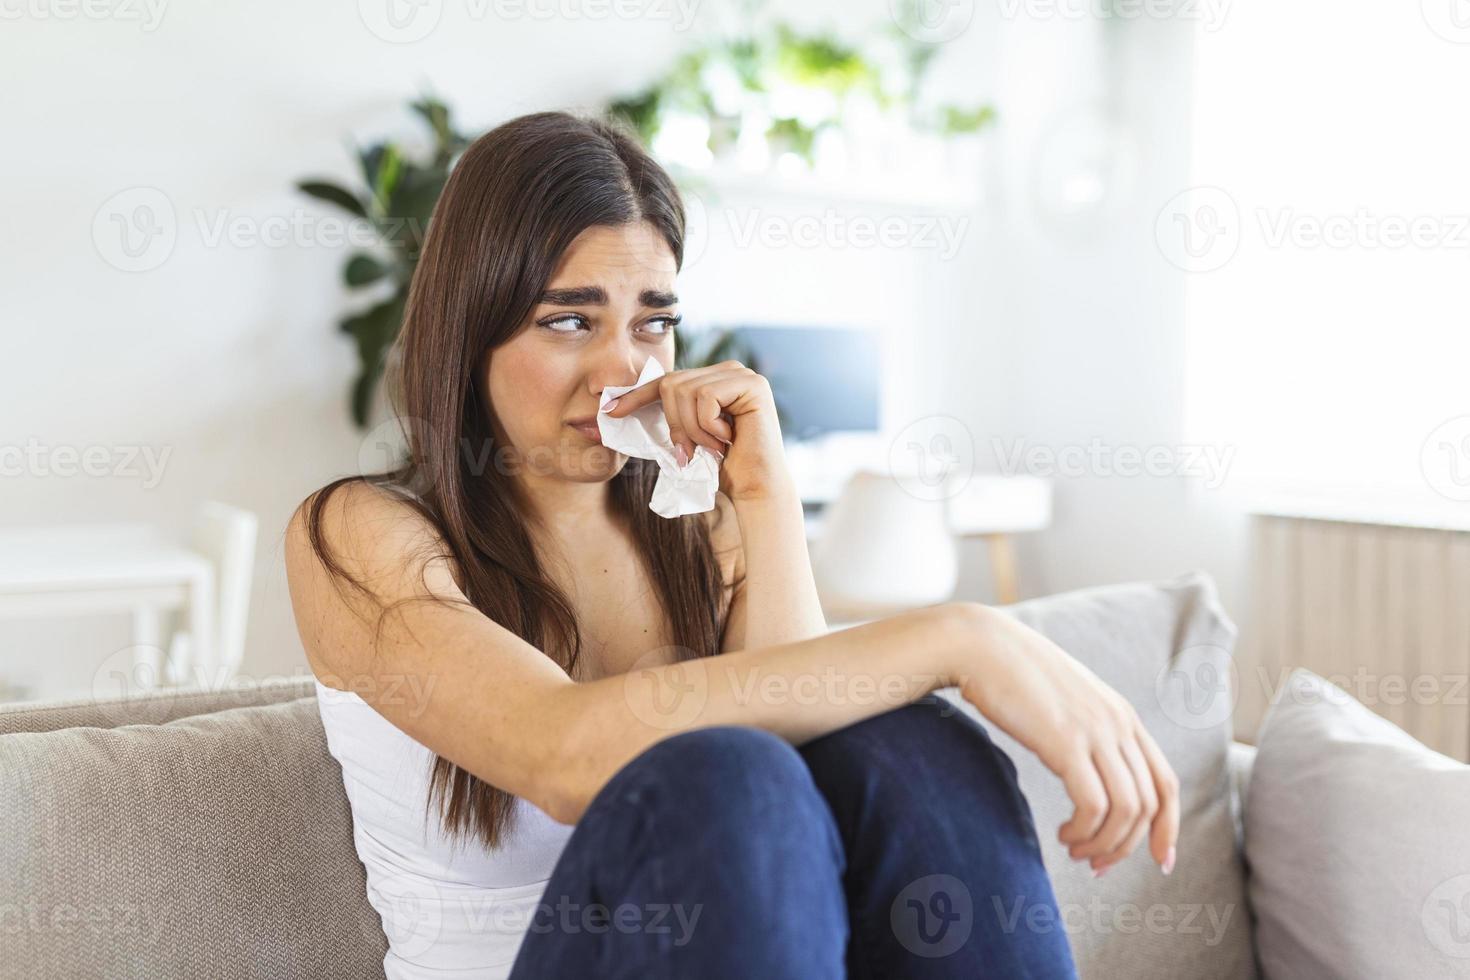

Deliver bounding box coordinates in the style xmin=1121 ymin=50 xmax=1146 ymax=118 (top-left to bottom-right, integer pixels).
xmin=597 ymin=357 xmax=721 ymax=519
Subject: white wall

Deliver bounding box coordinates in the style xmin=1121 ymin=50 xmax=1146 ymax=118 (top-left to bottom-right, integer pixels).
xmin=851 ymin=8 xmax=1247 ymax=620
xmin=2 ymin=0 xmax=1243 ymax=696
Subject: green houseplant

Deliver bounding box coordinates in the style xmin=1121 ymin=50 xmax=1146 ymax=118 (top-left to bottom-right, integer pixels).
xmin=296 ymin=96 xmax=470 ymax=427
xmin=609 ymin=16 xmax=995 ymax=171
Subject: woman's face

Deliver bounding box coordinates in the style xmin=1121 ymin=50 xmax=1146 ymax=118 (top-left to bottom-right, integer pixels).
xmin=485 ymin=221 xmax=680 ymax=484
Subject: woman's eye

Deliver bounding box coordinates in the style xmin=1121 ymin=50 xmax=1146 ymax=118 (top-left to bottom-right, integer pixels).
xmin=645 ymin=315 xmax=682 ymax=336
xmin=539 ymin=313 xmax=679 ymax=336
xmin=540 ymin=314 xmax=587 ymax=333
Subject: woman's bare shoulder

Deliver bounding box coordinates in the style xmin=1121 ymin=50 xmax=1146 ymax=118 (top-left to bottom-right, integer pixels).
xmin=284 ymin=480 xmax=466 ymax=679
xmin=287 ymin=480 xmax=446 ymax=577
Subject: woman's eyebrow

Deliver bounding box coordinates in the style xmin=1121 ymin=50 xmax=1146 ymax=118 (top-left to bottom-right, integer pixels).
xmin=540 ymin=286 xmax=605 ymax=306
xmin=538 ymin=286 xmax=679 ymax=307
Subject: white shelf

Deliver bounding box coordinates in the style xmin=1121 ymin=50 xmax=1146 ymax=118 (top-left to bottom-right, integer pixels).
xmin=946 ymin=475 xmax=1053 ymax=536
xmin=672 ymin=159 xmax=985 ymax=211
xmin=801 ymin=473 xmax=1053 ymax=539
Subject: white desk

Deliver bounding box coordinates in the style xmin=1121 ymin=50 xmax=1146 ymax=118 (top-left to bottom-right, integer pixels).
xmin=803 ymin=474 xmax=1052 ymax=606
xmin=0 ymin=524 xmax=215 ymax=693
xmin=944 ymin=475 xmax=1053 ymax=605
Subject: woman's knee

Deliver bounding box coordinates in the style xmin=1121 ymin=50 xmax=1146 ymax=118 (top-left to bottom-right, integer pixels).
xmin=799 ymin=697 xmax=1035 ymax=836
xmin=591 ymin=725 xmax=837 ymax=841
xmin=803 ymin=696 xmax=1010 ymax=770
xmin=527 ymin=727 xmax=849 ymax=979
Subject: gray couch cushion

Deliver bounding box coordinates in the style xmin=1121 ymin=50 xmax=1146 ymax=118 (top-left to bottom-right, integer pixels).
xmin=1245 ymin=668 xmax=1470 ymax=979
xmin=0 ymin=695 xmax=386 ymax=980
xmin=0 ymin=675 xmax=316 ymax=735
xmin=1227 ymin=742 xmax=1256 ymax=853
xmin=940 ymin=570 xmax=1257 ymax=980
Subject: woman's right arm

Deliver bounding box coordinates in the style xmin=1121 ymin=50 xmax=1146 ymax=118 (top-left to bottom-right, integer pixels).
xmin=285 ymin=481 xmax=972 ymax=819
xmin=285 ymin=482 xmax=1179 ymax=875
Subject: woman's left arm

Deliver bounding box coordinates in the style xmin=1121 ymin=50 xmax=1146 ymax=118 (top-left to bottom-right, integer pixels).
xmin=600 ymin=359 xmax=828 ymax=651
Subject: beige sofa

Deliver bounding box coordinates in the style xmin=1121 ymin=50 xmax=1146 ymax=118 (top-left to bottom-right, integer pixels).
xmin=0 ymin=572 xmax=1259 ymax=979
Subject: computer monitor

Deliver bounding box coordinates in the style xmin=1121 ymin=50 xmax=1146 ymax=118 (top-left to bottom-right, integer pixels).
xmin=711 ymin=325 xmax=881 ymax=442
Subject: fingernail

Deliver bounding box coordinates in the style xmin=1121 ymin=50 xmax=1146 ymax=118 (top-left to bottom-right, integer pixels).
xmin=601 ymin=397 xmax=619 ymax=413
xmin=1091 ymin=866 xmax=1108 ymax=879
xmin=674 ymin=445 xmax=689 ymax=467
xmin=714 ymin=450 xmax=725 ymax=462
xmin=1162 ymin=846 xmax=1176 ymax=875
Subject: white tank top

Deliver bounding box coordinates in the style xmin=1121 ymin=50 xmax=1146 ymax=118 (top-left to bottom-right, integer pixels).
xmin=314 ymin=677 xmax=575 ymax=979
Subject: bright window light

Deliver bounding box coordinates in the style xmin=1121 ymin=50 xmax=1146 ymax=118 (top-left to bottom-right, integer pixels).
xmin=1180 ymin=3 xmax=1470 ymax=521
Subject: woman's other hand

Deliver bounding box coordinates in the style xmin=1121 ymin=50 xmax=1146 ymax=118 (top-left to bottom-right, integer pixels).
xmin=952 ymin=604 xmax=1181 ymax=877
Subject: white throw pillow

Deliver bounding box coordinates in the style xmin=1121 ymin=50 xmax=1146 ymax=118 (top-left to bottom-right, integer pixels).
xmin=1245 ymin=668 xmax=1470 ymax=979
xmin=941 ymin=571 xmax=1256 ymax=980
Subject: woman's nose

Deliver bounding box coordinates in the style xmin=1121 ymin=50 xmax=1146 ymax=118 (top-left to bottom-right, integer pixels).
xmin=588 ymin=342 xmax=648 ymax=394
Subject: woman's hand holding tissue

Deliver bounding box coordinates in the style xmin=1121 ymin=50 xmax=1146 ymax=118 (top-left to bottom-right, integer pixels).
xmin=600 ymin=359 xmax=790 ymax=502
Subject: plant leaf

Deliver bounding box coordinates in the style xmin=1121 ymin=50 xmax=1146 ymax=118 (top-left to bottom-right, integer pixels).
xmin=297 ymin=181 xmax=367 ymax=218
xmin=411 ymin=97 xmax=454 ymax=151
xmin=608 ymin=90 xmax=663 ymax=146
xmin=340 ymin=293 xmax=406 ymax=427
xmin=350 ymin=361 xmax=386 ymax=431
xmin=936 ymin=104 xmax=997 ymax=135
xmin=370 ymin=144 xmax=404 ymax=216
xmin=385 ymin=165 xmax=446 ymax=252
xmin=344 ymin=254 xmax=390 ymax=287
xmin=357 ymin=144 xmax=385 ymax=191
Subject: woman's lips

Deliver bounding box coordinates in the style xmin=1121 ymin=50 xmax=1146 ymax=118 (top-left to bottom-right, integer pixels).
xmin=568 ymin=421 xmax=603 ymax=444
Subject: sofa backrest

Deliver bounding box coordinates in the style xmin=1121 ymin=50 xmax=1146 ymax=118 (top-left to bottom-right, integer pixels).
xmin=0 ymin=678 xmax=388 ymax=980
xmin=0 ymin=675 xmax=316 ymax=735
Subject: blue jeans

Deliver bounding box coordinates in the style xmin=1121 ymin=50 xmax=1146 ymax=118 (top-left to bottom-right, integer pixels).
xmin=507 ymin=696 xmax=1079 ymax=979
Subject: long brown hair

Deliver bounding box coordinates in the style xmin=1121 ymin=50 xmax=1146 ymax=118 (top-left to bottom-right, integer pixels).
xmin=302 ymin=110 xmax=736 ymax=848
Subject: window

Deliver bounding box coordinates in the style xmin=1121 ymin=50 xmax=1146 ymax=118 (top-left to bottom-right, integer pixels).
xmin=1178 ymin=3 xmax=1470 ymax=523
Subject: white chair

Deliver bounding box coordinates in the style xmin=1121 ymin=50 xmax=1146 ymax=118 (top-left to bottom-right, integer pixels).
xmin=809 ymin=469 xmax=960 ymax=623
xmin=164 ymin=502 xmax=257 ymax=687
xmin=807 ymin=470 xmax=1053 ymax=622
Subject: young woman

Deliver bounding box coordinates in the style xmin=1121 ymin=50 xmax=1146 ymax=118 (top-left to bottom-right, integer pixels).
xmin=285 ymin=110 xmax=1179 ymax=979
